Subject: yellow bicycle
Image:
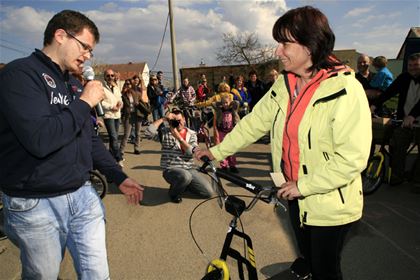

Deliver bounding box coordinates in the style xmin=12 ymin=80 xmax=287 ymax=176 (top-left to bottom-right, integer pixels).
xmin=192 ymin=157 xmax=285 ymax=280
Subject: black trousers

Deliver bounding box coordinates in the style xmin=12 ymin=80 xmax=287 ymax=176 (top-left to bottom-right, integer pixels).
xmin=288 ymin=200 xmax=353 ymax=280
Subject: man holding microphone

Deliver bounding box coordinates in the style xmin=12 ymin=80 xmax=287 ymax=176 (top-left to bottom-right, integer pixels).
xmin=0 ymin=10 xmax=143 ymax=279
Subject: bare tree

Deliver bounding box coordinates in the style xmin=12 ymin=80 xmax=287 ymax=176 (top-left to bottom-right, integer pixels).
xmin=215 ymin=32 xmax=275 ymax=65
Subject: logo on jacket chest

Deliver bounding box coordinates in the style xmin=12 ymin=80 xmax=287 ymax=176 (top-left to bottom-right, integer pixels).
xmin=42 ymin=73 xmax=56 ymax=88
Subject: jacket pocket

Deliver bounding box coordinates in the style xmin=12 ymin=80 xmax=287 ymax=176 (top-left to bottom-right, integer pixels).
xmin=6 ymin=196 xmax=39 ymax=212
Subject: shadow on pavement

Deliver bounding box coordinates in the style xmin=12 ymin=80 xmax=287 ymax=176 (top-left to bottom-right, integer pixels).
xmin=236 ymin=151 xmax=270 ymax=160
xmin=140 ymin=186 xmax=214 ymax=207
xmin=262 ymin=262 xmax=295 ymax=279
xmin=142 ymin=186 xmax=170 ymax=206
xmin=131 ymin=165 xmax=161 ymax=171
xmin=236 ymin=160 xmax=268 ymax=166
xmin=224 ymin=167 xmax=271 ymax=179
xmin=137 ymin=150 xmax=163 ymax=155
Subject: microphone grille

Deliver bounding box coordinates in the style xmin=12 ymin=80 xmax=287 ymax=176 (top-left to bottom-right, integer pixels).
xmin=82 ymin=65 xmax=95 ymax=81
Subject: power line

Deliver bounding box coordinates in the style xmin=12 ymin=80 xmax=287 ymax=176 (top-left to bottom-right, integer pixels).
xmin=0 ymin=44 xmax=28 ymax=55
xmin=0 ymin=38 xmax=32 ymax=52
xmin=150 ymin=12 xmax=169 ymax=72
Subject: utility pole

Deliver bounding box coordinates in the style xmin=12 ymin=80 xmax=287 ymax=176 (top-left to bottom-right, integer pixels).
xmin=168 ymin=0 xmax=179 ymax=90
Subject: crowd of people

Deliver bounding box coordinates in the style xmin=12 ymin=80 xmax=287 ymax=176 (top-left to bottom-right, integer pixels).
xmin=355 ymin=52 xmax=420 ymax=188
xmin=99 ymin=62 xmax=279 ymax=171
xmin=1 ymin=5 xmax=420 ymax=280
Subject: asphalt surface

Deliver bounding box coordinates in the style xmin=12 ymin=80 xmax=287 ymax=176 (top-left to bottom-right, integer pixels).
xmin=1 ymin=129 xmax=420 ymax=280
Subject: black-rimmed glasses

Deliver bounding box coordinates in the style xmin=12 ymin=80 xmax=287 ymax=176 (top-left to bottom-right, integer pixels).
xmin=65 ymin=30 xmax=94 ymax=57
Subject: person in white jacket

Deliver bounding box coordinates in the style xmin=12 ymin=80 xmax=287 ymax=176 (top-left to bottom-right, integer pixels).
xmin=102 ymin=68 xmax=124 ymax=166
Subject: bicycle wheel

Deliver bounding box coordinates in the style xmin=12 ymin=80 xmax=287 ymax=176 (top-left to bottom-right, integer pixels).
xmin=89 ymin=171 xmax=108 ymax=199
xmin=203 ymin=259 xmax=229 ymax=280
xmin=362 ymin=152 xmax=385 ymax=195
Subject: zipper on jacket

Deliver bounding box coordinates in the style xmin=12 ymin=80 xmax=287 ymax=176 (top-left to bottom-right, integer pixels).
xmin=307 ymin=129 xmax=311 ymax=150
xmin=271 ymin=108 xmax=280 ymax=139
xmin=284 ymin=73 xmax=324 ymax=180
xmin=270 ymin=90 xmax=281 ymax=140
xmin=312 ymin=89 xmax=347 ymax=107
xmin=338 ymin=188 xmax=345 ymax=204
xmin=323 ymin=152 xmax=330 ymax=161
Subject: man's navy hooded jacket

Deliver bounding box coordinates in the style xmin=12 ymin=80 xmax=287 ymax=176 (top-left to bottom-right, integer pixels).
xmin=0 ymin=49 xmax=126 ymax=197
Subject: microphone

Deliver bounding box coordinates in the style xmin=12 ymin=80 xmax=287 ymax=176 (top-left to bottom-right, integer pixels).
xmin=82 ymin=65 xmax=104 ymax=116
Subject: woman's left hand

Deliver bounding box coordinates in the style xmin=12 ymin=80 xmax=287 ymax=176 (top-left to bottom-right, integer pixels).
xmin=277 ymin=181 xmax=302 ymax=200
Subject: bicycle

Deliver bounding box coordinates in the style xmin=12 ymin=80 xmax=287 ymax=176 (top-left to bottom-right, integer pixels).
xmin=90 ymin=117 xmax=109 ymax=199
xmin=89 ymin=170 xmax=108 ymax=199
xmin=190 ymin=157 xmax=286 ymax=280
xmin=195 ymin=106 xmax=213 ymax=149
xmin=362 ymin=117 xmax=418 ymax=195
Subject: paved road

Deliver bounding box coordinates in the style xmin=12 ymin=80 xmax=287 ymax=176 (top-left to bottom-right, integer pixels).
xmin=1 ymin=133 xmax=420 ymax=279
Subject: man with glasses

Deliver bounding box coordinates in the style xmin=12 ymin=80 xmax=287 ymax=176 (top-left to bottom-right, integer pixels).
xmin=102 ymin=68 xmax=124 ymax=166
xmin=145 ymin=108 xmax=214 ymax=203
xmin=0 ymin=10 xmax=144 ymax=279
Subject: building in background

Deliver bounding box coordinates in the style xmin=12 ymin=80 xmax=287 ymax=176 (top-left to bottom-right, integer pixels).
xmin=397 ymin=27 xmax=420 ymax=72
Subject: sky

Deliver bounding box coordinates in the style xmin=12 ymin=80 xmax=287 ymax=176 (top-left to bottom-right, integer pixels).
xmin=0 ymin=0 xmax=419 ymax=76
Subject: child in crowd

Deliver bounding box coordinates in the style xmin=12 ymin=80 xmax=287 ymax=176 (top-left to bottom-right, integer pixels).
xmin=212 ymin=92 xmax=240 ymax=173
xmin=370 ymin=56 xmax=393 ymax=92
xmin=231 ymin=75 xmax=251 ymax=118
xmin=195 ymin=82 xmax=234 ymax=108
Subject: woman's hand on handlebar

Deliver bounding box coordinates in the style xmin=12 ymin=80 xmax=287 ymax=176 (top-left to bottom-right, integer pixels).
xmin=277 ymin=181 xmax=302 ymax=200
xmin=193 ymin=148 xmax=215 ymax=162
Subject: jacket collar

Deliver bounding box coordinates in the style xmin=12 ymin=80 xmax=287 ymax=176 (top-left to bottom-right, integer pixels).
xmin=33 ymin=49 xmax=70 ymax=82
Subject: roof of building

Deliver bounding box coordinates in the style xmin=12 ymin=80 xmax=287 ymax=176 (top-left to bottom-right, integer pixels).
xmin=397 ymin=27 xmax=420 ymax=60
xmin=96 ymin=62 xmax=148 ymax=80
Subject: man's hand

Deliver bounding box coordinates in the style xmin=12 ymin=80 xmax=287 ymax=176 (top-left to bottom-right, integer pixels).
xmin=118 ymin=178 xmax=144 ymax=205
xmin=80 ymin=80 xmax=104 ymax=108
xmin=96 ymin=119 xmax=104 ymax=127
xmin=277 ymin=181 xmax=302 ymax=200
xmin=165 ymin=112 xmax=175 ymax=121
xmin=403 ymin=115 xmax=416 ymax=128
xmin=170 ymin=126 xmax=181 ymax=140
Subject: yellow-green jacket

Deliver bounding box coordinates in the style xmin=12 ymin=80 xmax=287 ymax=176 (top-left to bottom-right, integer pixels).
xmin=210 ymin=71 xmax=372 ymax=226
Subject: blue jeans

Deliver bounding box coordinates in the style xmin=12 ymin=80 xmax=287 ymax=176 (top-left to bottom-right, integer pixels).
xmin=163 ymin=167 xmax=215 ymax=198
xmin=152 ymin=104 xmax=164 ymax=122
xmin=104 ymin=118 xmax=122 ymax=161
xmin=2 ymin=182 xmax=109 ymax=280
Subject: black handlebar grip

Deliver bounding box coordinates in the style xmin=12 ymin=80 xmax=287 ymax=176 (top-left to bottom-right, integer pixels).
xmin=200 ymin=155 xmax=211 ymax=163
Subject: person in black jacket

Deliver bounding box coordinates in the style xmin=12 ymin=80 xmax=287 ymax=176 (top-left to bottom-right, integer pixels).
xmin=147 ymin=74 xmax=165 ymax=121
xmin=245 ymin=69 xmax=265 ymax=110
xmin=371 ymin=52 xmax=420 ymax=185
xmin=0 ymin=10 xmax=144 ymax=279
